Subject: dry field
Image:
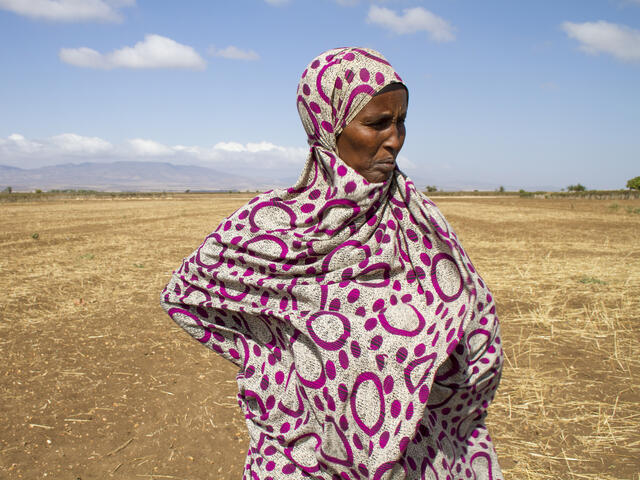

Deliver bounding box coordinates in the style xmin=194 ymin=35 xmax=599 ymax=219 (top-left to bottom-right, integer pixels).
xmin=1 ymin=194 xmax=638 ymax=479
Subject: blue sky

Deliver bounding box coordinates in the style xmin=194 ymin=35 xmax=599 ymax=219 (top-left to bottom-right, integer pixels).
xmin=0 ymin=0 xmax=638 ymax=190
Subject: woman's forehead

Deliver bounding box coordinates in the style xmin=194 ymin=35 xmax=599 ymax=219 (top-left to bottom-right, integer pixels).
xmin=353 ymin=87 xmax=408 ymax=123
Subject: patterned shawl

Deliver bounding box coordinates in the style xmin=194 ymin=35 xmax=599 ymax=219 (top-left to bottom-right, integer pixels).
xmin=161 ymin=47 xmax=503 ymax=480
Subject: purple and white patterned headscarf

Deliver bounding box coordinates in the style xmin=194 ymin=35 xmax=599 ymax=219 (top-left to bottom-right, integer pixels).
xmin=161 ymin=47 xmax=503 ymax=479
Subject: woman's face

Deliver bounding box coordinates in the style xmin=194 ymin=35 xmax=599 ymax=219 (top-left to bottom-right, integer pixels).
xmin=336 ymin=84 xmax=408 ymax=183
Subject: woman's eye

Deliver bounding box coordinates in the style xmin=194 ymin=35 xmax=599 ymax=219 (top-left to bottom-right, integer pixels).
xmin=368 ymin=116 xmax=405 ymax=129
xmin=369 ymin=118 xmax=391 ymax=129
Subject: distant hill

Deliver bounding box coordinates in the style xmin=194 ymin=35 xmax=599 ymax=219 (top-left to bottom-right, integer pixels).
xmin=0 ymin=161 xmax=284 ymax=192
xmin=0 ymin=161 xmax=563 ymax=193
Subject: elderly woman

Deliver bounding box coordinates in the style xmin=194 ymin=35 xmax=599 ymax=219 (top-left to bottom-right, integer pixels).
xmin=161 ymin=47 xmax=503 ymax=479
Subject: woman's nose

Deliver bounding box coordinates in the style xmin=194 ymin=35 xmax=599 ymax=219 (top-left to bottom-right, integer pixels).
xmin=384 ymin=122 xmax=404 ymax=153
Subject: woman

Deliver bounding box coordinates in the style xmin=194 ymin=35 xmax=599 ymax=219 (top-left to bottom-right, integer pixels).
xmin=161 ymin=47 xmax=503 ymax=479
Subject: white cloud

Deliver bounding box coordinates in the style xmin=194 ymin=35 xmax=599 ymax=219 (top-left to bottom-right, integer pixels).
xmin=0 ymin=132 xmax=114 ymax=157
xmin=208 ymin=45 xmax=259 ymax=61
xmin=51 ymin=133 xmax=113 ymax=154
xmin=264 ymin=0 xmax=289 ymax=5
xmin=59 ymin=47 xmax=105 ymax=69
xmin=562 ymin=21 xmax=640 ymax=63
xmin=247 ymin=142 xmax=283 ymax=153
xmin=367 ymin=6 xmax=455 ymax=42
xmin=213 ymin=142 xmax=245 ymax=153
xmin=2 ymin=133 xmax=44 ymax=155
xmin=0 ymin=133 xmax=307 ymax=176
xmin=0 ymin=0 xmax=134 ymax=22
xmin=213 ymin=141 xmax=289 ymax=153
xmin=126 ymin=138 xmax=173 ymax=156
xmin=59 ymin=34 xmax=206 ymax=70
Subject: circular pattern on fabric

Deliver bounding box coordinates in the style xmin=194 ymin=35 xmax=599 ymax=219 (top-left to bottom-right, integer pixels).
xmin=404 ymin=352 xmax=437 ymax=394
xmin=242 ymin=234 xmax=289 ymax=261
xmin=431 ymin=253 xmax=463 ymax=302
xmin=284 ymin=433 xmax=321 ymax=473
xmin=321 ymin=239 xmax=368 ymax=273
xmin=378 ymin=303 xmax=426 ymax=337
xmin=350 ymin=371 xmax=385 ymax=436
xmin=249 ymin=202 xmax=297 ymax=231
xmin=292 ymin=335 xmax=325 ymax=389
xmin=306 ymin=311 xmax=351 ymax=350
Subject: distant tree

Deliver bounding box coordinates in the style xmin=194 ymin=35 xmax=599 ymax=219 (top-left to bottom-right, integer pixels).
xmin=627 ymin=176 xmax=640 ymax=191
xmin=425 ymin=185 xmax=437 ymax=192
xmin=35 ymin=189 xmax=42 ymax=194
xmin=497 ymin=186 xmax=505 ymax=193
xmin=567 ymin=183 xmax=586 ymax=192
xmin=2 ymin=186 xmax=11 ymax=194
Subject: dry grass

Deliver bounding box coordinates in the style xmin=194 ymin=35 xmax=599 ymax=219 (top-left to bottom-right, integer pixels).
xmin=440 ymin=197 xmax=640 ymax=479
xmin=0 ymin=194 xmax=638 ymax=479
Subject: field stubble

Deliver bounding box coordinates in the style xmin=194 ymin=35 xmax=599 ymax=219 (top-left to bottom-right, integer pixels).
xmin=0 ymin=194 xmax=638 ymax=479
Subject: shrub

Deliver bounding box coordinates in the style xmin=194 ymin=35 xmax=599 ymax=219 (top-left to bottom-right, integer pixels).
xmin=627 ymin=176 xmax=640 ymax=191
xmin=567 ymin=184 xmax=586 ymax=192
xmin=425 ymin=185 xmax=437 ymax=192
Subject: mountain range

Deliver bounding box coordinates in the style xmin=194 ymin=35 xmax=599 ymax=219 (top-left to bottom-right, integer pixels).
xmin=0 ymin=161 xmax=292 ymax=192
xmin=0 ymin=161 xmax=561 ymax=193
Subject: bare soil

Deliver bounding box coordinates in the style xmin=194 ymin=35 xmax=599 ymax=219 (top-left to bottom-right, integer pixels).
xmin=1 ymin=194 xmax=638 ymax=479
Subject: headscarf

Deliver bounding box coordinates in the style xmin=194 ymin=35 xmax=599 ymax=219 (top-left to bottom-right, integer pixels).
xmin=161 ymin=47 xmax=503 ymax=479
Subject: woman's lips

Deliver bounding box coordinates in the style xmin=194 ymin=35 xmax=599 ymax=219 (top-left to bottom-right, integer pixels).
xmin=376 ymin=159 xmax=396 ymax=170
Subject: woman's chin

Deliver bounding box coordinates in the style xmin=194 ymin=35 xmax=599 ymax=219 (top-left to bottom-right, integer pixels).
xmin=363 ymin=167 xmax=395 ymax=184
